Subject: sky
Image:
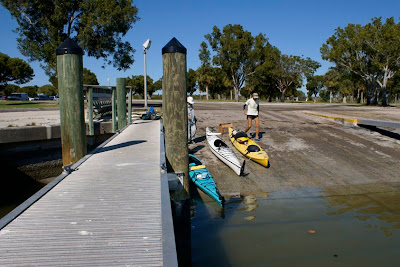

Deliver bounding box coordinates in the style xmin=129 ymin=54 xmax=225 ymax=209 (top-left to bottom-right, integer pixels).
xmin=1 ymin=0 xmax=400 ymax=91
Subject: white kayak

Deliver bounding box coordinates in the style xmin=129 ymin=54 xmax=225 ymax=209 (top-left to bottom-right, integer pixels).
xmin=206 ymin=127 xmax=245 ymax=176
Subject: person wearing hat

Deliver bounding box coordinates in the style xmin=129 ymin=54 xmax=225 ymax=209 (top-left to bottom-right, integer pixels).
xmin=187 ymin=96 xmax=197 ymax=143
xmin=243 ymin=92 xmax=260 ymax=141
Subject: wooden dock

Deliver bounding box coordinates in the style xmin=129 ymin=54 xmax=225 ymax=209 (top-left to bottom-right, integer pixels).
xmin=0 ymin=120 xmax=177 ymax=266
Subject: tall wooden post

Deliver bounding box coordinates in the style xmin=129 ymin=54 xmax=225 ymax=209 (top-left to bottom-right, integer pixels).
xmin=117 ymin=78 xmax=127 ymax=129
xmin=56 ymin=38 xmax=86 ymax=166
xmin=112 ymin=87 xmax=117 ymax=133
xmin=128 ymin=87 xmax=132 ymax=124
xmin=87 ymin=87 xmax=94 ymax=135
xmin=162 ymin=37 xmax=189 ymax=194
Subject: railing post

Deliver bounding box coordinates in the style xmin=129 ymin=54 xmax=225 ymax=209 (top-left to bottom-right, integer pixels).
xmin=162 ymin=37 xmax=189 ymax=194
xmin=56 ymin=38 xmax=86 ymax=166
xmin=128 ymin=87 xmax=132 ymax=124
xmin=87 ymin=87 xmax=94 ymax=135
xmin=112 ymin=87 xmax=117 ymax=133
xmin=117 ymin=78 xmax=127 ymax=130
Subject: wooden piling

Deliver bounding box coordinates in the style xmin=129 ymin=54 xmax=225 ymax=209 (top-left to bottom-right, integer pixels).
xmin=56 ymin=38 xmax=86 ymax=166
xmin=162 ymin=37 xmax=189 ymax=194
xmin=117 ymin=78 xmax=127 ymax=129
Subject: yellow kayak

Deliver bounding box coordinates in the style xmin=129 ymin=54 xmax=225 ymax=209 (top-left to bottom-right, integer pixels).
xmin=228 ymin=127 xmax=269 ymax=167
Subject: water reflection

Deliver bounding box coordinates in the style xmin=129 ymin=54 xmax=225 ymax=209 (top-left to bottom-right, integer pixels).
xmin=322 ymin=183 xmax=400 ymax=237
xmin=191 ymin=185 xmax=400 ymax=266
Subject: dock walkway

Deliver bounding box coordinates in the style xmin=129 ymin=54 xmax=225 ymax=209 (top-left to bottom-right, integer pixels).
xmin=0 ymin=120 xmax=177 ymax=266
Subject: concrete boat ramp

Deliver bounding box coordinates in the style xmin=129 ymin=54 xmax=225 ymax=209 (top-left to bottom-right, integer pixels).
xmin=0 ymin=120 xmax=177 ymax=266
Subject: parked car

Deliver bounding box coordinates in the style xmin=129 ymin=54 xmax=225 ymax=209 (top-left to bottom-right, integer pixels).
xmin=38 ymin=94 xmax=50 ymax=100
xmin=0 ymin=95 xmax=5 ymax=100
xmin=7 ymin=93 xmax=29 ymax=101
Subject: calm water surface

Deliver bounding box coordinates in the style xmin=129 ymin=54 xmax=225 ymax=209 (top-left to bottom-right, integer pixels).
xmin=191 ymin=184 xmax=400 ymax=266
xmin=0 ymin=180 xmax=44 ymax=220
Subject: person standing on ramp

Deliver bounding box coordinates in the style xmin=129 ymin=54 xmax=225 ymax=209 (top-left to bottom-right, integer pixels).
xmin=243 ymin=93 xmax=260 ymax=141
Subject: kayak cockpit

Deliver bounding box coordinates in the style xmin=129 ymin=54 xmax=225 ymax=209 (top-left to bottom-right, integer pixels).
xmin=214 ymin=139 xmax=228 ymax=148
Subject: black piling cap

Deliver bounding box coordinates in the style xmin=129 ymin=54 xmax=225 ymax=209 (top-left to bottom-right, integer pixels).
xmin=56 ymin=38 xmax=83 ymax=55
xmin=162 ymin=37 xmax=187 ymax=54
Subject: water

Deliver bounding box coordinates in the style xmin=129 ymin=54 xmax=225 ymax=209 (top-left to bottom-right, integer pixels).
xmin=191 ymin=184 xmax=400 ymax=266
xmin=0 ymin=169 xmax=46 ymax=220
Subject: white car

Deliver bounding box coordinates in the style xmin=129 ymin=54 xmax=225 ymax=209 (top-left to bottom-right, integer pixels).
xmin=7 ymin=93 xmax=29 ymax=101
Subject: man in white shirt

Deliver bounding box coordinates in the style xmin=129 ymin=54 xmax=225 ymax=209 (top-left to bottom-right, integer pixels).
xmin=243 ymin=93 xmax=260 ymax=141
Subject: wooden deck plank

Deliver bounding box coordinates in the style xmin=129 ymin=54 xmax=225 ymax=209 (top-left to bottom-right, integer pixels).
xmin=0 ymin=120 xmax=171 ymax=266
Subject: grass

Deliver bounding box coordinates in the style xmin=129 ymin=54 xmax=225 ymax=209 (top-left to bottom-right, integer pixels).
xmin=0 ymin=101 xmax=59 ymax=109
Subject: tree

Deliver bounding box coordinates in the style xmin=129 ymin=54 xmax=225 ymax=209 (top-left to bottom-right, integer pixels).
xmin=240 ymin=86 xmax=252 ymax=100
xmin=127 ymin=75 xmax=154 ymax=97
xmin=319 ymin=88 xmax=330 ymax=102
xmin=363 ymin=17 xmax=400 ymax=106
xmin=306 ymin=75 xmax=324 ymax=100
xmin=49 ymin=67 xmax=98 ymax=90
xmin=209 ymin=67 xmax=230 ymax=99
xmin=19 ymin=85 xmax=39 ymax=97
xmin=323 ymin=68 xmax=340 ymax=103
xmin=2 ymin=0 xmax=139 ymax=77
xmin=338 ymin=79 xmax=353 ymax=103
xmin=295 ymin=90 xmax=306 ymax=100
xmin=321 ymin=24 xmax=374 ymax=104
xmin=321 ymin=18 xmax=400 ymax=106
xmin=187 ymin=68 xmax=197 ymax=95
xmin=83 ymin=68 xmax=99 ymax=85
xmin=38 ymin=84 xmax=57 ymax=96
xmin=0 ymin=53 xmax=34 ymax=89
xmin=152 ymin=78 xmax=162 ymax=96
xmin=205 ymin=24 xmax=264 ymax=101
xmin=274 ymin=55 xmax=320 ymax=102
xmin=197 ymin=41 xmax=214 ymax=100
xmin=247 ymin=40 xmax=281 ymax=101
xmin=1 ymin=84 xmax=20 ymax=96
xmin=387 ymin=72 xmax=400 ymax=103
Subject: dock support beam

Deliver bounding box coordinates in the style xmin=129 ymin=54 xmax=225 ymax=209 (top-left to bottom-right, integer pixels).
xmin=128 ymin=87 xmax=132 ymax=124
xmin=117 ymin=78 xmax=127 ymax=130
xmin=87 ymin=87 xmax=94 ymax=135
xmin=112 ymin=87 xmax=116 ymax=133
xmin=56 ymin=38 xmax=87 ymax=166
xmin=162 ymin=38 xmax=189 ymax=194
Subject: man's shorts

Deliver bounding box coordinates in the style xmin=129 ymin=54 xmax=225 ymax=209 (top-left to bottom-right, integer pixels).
xmin=247 ymin=115 xmax=258 ymax=120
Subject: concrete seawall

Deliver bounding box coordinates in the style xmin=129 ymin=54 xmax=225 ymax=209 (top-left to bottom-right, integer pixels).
xmin=0 ymin=121 xmax=113 ymax=144
xmin=0 ymin=121 xmax=115 ymax=183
